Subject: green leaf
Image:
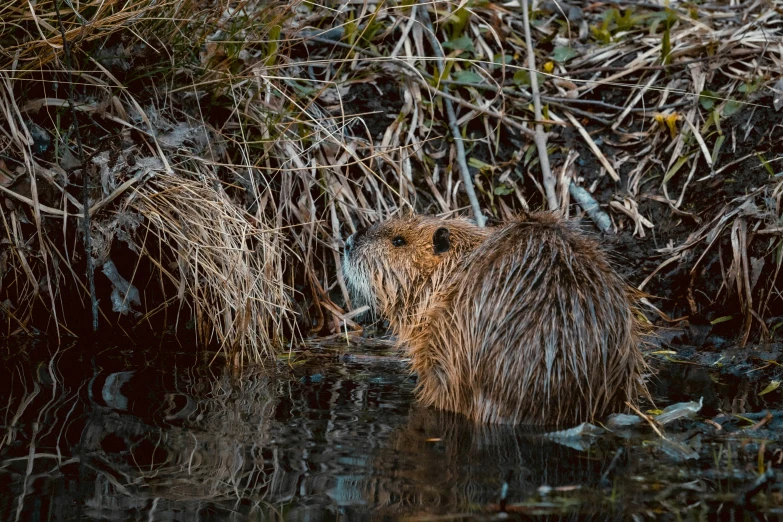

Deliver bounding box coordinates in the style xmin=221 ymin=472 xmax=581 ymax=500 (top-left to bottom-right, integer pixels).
xmin=711 ymin=134 xmax=725 ymax=165
xmin=442 ymin=36 xmax=475 ymax=53
xmin=615 ymin=8 xmax=639 ymax=31
xmin=552 ymin=46 xmax=578 ymax=63
xmin=452 ymin=69 xmax=483 ymax=84
xmin=448 ymin=5 xmax=471 ymax=39
xmin=723 ymin=100 xmax=742 ymax=117
xmin=265 ymin=25 xmax=281 ymax=66
xmin=710 ymin=315 xmax=732 ymax=325
xmin=759 ymin=380 xmax=781 ymax=396
xmin=591 ymin=26 xmax=612 ymax=44
xmin=699 ymin=90 xmax=716 ymax=110
xmin=661 ymin=27 xmax=671 ymax=65
xmin=494 ymin=184 xmax=514 ymax=196
xmin=757 ymin=153 xmax=775 ymax=176
xmin=663 ymin=155 xmax=690 ymax=184
xmin=468 ymin=157 xmax=491 ymax=169
xmin=524 ymin=145 xmax=536 ymax=164
xmin=513 ymin=69 xmax=545 ymax=87
xmin=493 ymin=53 xmax=512 ymax=64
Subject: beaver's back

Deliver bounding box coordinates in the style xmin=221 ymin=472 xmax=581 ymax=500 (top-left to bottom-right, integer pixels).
xmin=407 ymin=213 xmax=645 ymax=425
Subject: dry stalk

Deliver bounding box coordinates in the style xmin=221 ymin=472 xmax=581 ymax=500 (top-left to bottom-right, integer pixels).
xmin=1 ymin=0 xmax=782 ymax=348
xmin=521 ymin=0 xmax=558 ymax=212
xmin=53 ymin=0 xmax=98 ymax=334
xmin=418 ymin=5 xmax=485 ymax=227
xmin=126 ymin=172 xmax=293 ymax=362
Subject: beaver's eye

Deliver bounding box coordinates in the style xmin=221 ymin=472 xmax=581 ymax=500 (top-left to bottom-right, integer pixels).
xmin=391 ymin=236 xmax=407 ymax=247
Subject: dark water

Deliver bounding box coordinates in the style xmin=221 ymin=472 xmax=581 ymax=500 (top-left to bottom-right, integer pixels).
xmin=1 ymin=340 xmax=783 ymax=521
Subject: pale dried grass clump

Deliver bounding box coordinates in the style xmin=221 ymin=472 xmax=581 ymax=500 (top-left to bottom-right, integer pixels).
xmin=126 ymin=170 xmax=292 ymax=361
xmin=0 ymin=0 xmax=298 ymax=353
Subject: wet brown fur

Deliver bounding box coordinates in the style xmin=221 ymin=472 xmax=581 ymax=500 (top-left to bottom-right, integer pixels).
xmin=342 ymin=213 xmax=647 ymax=426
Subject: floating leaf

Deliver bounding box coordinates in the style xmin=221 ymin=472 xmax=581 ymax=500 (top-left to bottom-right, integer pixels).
xmin=546 ymin=422 xmax=604 ymax=451
xmin=605 ymin=413 xmax=643 ymax=428
xmin=710 ymin=315 xmax=732 ymax=325
xmin=759 ymin=380 xmax=781 ymax=396
xmin=656 ymin=398 xmax=703 ymax=424
xmin=660 ymin=438 xmax=699 ymax=462
xmin=552 ymin=46 xmax=578 ymax=63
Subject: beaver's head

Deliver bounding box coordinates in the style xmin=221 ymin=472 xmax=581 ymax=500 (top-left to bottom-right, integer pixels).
xmin=342 ymin=215 xmax=489 ymax=327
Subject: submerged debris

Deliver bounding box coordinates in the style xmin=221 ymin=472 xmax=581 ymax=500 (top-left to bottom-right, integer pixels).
xmin=102 ymin=260 xmax=140 ymax=316
xmin=546 ymin=422 xmax=604 ymax=451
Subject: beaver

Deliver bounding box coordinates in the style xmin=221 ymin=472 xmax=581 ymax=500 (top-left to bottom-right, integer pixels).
xmin=342 ymin=212 xmax=646 ymax=426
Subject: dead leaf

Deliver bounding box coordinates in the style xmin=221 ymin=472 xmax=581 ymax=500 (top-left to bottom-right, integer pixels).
xmin=0 ymin=159 xmax=13 ymax=187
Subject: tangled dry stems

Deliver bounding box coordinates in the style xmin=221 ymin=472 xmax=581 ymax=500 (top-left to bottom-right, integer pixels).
xmin=0 ymin=0 xmax=782 ymax=353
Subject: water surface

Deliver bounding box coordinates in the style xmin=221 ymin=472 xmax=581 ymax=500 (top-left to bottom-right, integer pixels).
xmin=1 ymin=339 xmax=782 ymax=521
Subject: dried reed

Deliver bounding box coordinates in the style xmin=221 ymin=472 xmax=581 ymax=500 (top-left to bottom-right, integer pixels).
xmin=1 ymin=0 xmax=782 ymax=351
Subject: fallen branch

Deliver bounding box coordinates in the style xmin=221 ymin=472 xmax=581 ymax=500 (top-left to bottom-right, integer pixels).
xmin=569 ymin=183 xmax=612 ymax=233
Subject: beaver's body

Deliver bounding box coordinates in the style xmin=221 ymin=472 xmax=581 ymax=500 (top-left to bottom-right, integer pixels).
xmin=342 ymin=213 xmax=646 ymax=425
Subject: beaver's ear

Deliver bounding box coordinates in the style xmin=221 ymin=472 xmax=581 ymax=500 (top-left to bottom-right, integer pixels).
xmin=432 ymin=227 xmax=451 ymax=255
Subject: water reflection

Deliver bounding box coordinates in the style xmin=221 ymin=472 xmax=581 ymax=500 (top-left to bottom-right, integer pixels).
xmin=0 ymin=341 xmax=781 ymax=521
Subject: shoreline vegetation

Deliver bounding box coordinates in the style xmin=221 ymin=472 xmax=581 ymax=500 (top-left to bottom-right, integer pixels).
xmin=1 ymin=0 xmax=781 ymax=359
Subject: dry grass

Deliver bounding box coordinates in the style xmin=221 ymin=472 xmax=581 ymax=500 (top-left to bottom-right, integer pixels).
xmin=0 ymin=0 xmax=782 ymax=353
